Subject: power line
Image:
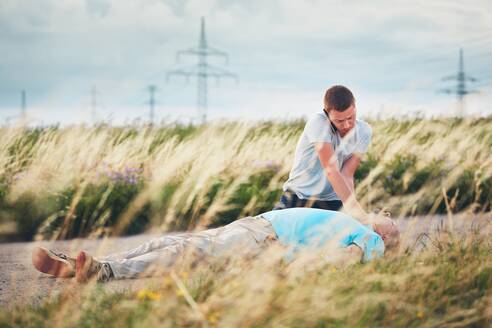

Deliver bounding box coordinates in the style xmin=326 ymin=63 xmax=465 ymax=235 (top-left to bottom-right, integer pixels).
xmin=387 ymin=33 xmax=492 ymax=65
xmin=167 ymin=17 xmax=238 ymax=124
xmin=474 ymin=76 xmax=492 ymax=88
xmin=439 ymin=48 xmax=479 ymax=116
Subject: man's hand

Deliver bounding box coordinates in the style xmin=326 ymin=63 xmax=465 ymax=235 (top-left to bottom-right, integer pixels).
xmin=319 ymin=243 xmax=363 ymax=266
xmin=343 ymin=244 xmax=364 ymax=264
xmin=314 ymin=143 xmax=365 ymax=210
xmin=314 ymin=142 xmax=372 ymax=225
xmin=344 ymin=206 xmax=369 ymax=225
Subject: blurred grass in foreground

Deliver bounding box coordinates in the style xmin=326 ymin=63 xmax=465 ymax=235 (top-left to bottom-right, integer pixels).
xmin=0 ymin=226 xmax=491 ymax=327
xmin=0 ymin=117 xmax=491 ymax=241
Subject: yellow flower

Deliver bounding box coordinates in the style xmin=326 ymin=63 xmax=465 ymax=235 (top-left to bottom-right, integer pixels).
xmin=417 ymin=311 xmax=424 ymax=319
xmin=137 ymin=289 xmax=161 ymax=301
xmin=163 ymin=276 xmax=172 ymax=287
xmin=207 ymin=310 xmax=221 ymax=324
xmin=180 ymin=271 xmax=189 ymax=279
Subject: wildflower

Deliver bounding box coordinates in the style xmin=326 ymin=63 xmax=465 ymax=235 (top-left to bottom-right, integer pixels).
xmin=98 ymin=162 xmax=143 ymax=185
xmin=417 ymin=311 xmax=424 ymax=319
xmin=137 ymin=289 xmax=161 ymax=301
xmin=207 ymin=310 xmax=221 ymax=324
xmin=13 ymin=172 xmax=26 ymax=181
xmin=252 ymin=160 xmax=282 ymax=173
xmin=162 ymin=276 xmax=172 ymax=287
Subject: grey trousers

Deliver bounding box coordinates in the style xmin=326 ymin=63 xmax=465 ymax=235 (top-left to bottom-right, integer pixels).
xmin=101 ymin=216 xmax=276 ymax=279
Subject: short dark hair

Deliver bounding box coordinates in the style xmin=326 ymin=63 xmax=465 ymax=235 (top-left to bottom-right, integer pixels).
xmin=323 ymin=85 xmax=355 ymax=112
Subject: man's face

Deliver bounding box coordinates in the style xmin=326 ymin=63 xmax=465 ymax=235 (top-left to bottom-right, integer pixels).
xmin=372 ymin=216 xmax=400 ymax=251
xmin=328 ymin=104 xmax=356 ymax=137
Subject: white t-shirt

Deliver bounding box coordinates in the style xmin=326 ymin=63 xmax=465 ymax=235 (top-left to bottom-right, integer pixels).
xmin=283 ymin=111 xmax=372 ymax=201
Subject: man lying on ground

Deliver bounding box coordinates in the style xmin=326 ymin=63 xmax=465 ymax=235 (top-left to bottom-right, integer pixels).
xmin=32 ymin=208 xmax=400 ymax=283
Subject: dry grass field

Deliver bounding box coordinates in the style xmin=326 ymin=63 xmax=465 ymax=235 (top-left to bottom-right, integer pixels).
xmin=0 ymin=117 xmax=491 ymax=327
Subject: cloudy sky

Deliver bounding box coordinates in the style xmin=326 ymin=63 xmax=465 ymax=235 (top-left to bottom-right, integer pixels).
xmin=1 ymin=0 xmax=492 ymax=125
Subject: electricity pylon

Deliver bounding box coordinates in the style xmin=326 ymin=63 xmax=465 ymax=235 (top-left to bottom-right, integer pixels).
xmin=439 ymin=48 xmax=478 ymax=116
xmin=21 ymin=90 xmax=26 ymax=121
xmin=148 ymin=85 xmax=157 ymax=124
xmin=167 ymin=17 xmax=238 ymax=124
xmin=91 ymin=86 xmax=98 ymax=124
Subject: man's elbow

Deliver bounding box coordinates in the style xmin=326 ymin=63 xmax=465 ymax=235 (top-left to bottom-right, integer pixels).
xmin=324 ymin=166 xmax=341 ymax=177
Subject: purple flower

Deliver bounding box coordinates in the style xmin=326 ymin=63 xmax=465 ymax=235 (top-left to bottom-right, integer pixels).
xmin=13 ymin=172 xmax=26 ymax=181
xmin=252 ymin=160 xmax=282 ymax=173
xmin=98 ymin=163 xmax=143 ymax=185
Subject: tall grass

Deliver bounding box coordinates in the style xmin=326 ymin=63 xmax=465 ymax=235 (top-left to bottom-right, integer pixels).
xmin=1 ymin=225 xmax=491 ymax=327
xmin=0 ymin=117 xmax=491 ymax=241
xmin=1 ymin=118 xmax=491 ymax=327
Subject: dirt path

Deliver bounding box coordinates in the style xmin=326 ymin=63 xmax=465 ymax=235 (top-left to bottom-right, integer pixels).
xmin=1 ymin=214 xmax=490 ymax=308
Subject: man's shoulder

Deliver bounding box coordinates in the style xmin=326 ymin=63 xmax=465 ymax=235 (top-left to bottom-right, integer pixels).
xmin=355 ymin=119 xmax=371 ymax=131
xmin=306 ymin=111 xmax=329 ymax=124
xmin=304 ymin=111 xmax=333 ymax=133
xmin=355 ymin=119 xmax=372 ymax=138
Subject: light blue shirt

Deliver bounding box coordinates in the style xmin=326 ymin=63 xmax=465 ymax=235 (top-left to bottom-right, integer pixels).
xmin=283 ymin=112 xmax=372 ymax=201
xmin=261 ymin=208 xmax=384 ymax=262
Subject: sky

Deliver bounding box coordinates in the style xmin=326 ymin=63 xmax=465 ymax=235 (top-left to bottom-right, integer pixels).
xmin=1 ymin=0 xmax=492 ymax=125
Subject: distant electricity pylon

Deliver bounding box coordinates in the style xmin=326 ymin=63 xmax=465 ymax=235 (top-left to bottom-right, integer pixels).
xmin=148 ymin=85 xmax=157 ymax=124
xmin=439 ymin=48 xmax=478 ymax=116
xmin=91 ymin=86 xmax=98 ymax=124
xmin=21 ymin=90 xmax=26 ymax=121
xmin=167 ymin=17 xmax=238 ymax=123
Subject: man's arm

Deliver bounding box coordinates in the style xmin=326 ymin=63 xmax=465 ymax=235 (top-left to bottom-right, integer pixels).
xmin=314 ymin=142 xmax=367 ymax=223
xmin=343 ymin=244 xmax=364 ymax=264
xmin=319 ymin=244 xmax=364 ymax=266
xmin=340 ymin=154 xmax=362 ymax=193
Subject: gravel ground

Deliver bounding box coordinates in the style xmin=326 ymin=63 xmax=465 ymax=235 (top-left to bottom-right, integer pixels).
xmin=1 ymin=214 xmax=490 ymax=308
xmin=0 ymin=233 xmax=165 ymax=309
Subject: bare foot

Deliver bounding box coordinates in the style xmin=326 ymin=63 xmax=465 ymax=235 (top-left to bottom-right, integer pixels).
xmin=76 ymin=251 xmax=92 ymax=283
xmin=76 ymin=251 xmax=114 ymax=283
xmin=32 ymin=247 xmax=75 ymax=278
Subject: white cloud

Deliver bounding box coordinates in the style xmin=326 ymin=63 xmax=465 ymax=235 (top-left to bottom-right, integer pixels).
xmin=85 ymin=0 xmax=111 ymax=18
xmin=1 ymin=0 xmax=491 ymax=124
